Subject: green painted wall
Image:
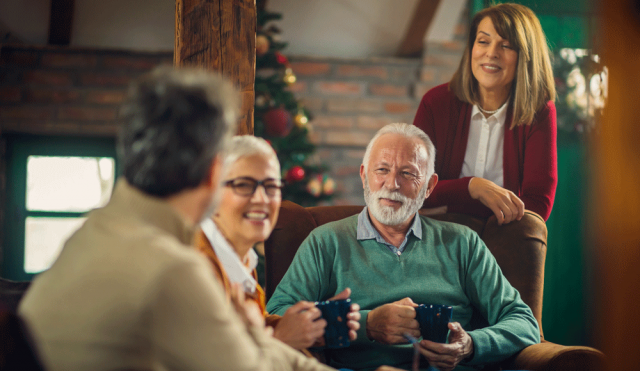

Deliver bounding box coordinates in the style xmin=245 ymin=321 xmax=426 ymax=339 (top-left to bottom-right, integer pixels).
xmin=473 ymin=0 xmax=595 ymax=49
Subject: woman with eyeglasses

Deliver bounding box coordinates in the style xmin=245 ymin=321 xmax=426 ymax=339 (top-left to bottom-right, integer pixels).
xmin=194 ymin=135 xmax=361 ymax=352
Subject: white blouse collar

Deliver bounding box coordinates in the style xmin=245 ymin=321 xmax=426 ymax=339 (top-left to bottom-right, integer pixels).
xmin=200 ymin=218 xmax=258 ymax=293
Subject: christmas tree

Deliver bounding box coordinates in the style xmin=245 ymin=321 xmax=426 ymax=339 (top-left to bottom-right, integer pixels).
xmin=254 ymin=0 xmax=335 ymax=206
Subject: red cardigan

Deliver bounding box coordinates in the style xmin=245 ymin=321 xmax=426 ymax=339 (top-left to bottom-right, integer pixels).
xmin=412 ymin=83 xmax=557 ymax=221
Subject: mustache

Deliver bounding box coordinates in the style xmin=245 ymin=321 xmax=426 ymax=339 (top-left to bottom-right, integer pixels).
xmin=372 ymin=188 xmax=410 ymax=203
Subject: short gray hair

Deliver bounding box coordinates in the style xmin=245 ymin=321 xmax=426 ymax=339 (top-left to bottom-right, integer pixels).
xmin=362 ymin=123 xmax=435 ymax=178
xmin=118 ymin=66 xmax=239 ymax=197
xmin=222 ymin=135 xmax=281 ymax=178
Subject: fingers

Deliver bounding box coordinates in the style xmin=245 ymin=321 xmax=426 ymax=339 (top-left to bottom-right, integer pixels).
xmin=512 ymin=193 xmax=525 ymax=220
xmin=417 ymin=341 xmax=463 ymax=371
xmin=393 ymin=297 xmax=417 ymax=307
xmin=349 ymin=302 xmax=361 ymax=314
xmin=418 ymin=323 xmax=471 ymax=371
xmin=447 ymin=322 xmax=464 ymax=341
xmin=469 ymin=178 xmax=528 ymax=225
xmin=285 ymin=301 xmax=322 ymax=321
xmin=490 ymin=194 xmax=523 ymax=225
xmin=348 ymin=304 xmax=361 ymax=323
xmin=489 ymin=204 xmax=505 ymax=225
xmin=328 ymin=287 xmax=351 ymax=301
xmin=367 ymin=303 xmax=421 ymax=344
xmin=348 ymin=319 xmax=360 ymax=341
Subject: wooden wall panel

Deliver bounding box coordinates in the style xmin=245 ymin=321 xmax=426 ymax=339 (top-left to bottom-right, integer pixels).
xmin=175 ymin=0 xmax=255 ymax=135
xmin=220 ymin=0 xmax=255 ymax=135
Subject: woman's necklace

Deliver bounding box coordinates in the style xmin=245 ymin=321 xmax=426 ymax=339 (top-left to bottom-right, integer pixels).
xmin=477 ymin=105 xmax=499 ymax=115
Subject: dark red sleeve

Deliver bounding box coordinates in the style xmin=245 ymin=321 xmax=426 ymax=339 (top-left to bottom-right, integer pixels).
xmin=517 ymin=101 xmax=558 ymax=221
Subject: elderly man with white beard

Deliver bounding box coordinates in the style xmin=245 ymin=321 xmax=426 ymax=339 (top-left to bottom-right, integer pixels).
xmin=267 ymin=123 xmax=539 ymax=371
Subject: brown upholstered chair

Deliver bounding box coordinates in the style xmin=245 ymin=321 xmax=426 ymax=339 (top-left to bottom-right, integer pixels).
xmin=0 ymin=278 xmax=31 ymax=314
xmin=264 ymin=200 xmax=605 ymax=371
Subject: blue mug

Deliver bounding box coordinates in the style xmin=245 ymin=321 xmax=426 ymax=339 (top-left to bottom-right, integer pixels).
xmin=315 ymin=299 xmax=351 ymax=349
xmin=415 ymin=304 xmax=453 ymax=343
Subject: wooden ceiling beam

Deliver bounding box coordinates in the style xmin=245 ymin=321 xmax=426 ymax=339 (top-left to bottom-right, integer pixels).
xmin=48 ymin=0 xmax=75 ymax=45
xmin=396 ymin=0 xmax=441 ymax=58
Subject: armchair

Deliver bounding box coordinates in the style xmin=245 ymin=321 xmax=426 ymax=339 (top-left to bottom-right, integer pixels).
xmin=0 ymin=278 xmax=31 ymax=313
xmin=264 ymin=200 xmax=605 ymax=371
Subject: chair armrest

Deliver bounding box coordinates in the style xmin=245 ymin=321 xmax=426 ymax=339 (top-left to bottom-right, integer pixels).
xmin=503 ymin=340 xmax=605 ymax=371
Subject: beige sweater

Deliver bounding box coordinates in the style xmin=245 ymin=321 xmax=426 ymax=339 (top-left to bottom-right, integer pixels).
xmin=19 ymin=180 xmax=332 ymax=371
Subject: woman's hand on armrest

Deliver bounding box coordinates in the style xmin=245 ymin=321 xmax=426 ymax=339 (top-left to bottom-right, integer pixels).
xmin=468 ymin=177 xmax=524 ymax=225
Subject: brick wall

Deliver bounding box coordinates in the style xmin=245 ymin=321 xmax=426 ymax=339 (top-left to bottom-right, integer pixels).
xmin=288 ymin=57 xmax=421 ymax=205
xmin=0 ymin=45 xmax=172 ymax=136
xmin=0 ymin=6 xmax=467 ymax=260
xmin=288 ymin=8 xmax=467 ymax=205
xmin=0 ymin=45 xmax=172 ymax=263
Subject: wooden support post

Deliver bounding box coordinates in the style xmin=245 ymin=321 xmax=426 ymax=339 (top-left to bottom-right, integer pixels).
xmin=396 ymin=0 xmax=441 ymax=57
xmin=48 ymin=0 xmax=75 ymax=45
xmin=593 ymin=0 xmax=640 ymax=368
xmin=175 ymin=0 xmax=256 ymax=135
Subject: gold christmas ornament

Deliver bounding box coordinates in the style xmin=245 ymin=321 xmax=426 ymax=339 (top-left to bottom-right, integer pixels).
xmin=306 ymin=177 xmax=322 ymax=197
xmin=283 ymin=67 xmax=297 ymax=85
xmin=323 ymin=178 xmax=336 ymax=195
xmin=255 ymin=94 xmax=268 ymax=108
xmin=256 ymin=35 xmax=270 ymax=56
xmin=294 ymin=112 xmax=308 ymax=127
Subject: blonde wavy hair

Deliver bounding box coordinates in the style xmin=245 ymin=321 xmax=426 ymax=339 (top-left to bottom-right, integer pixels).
xmin=449 ymin=3 xmax=556 ymax=128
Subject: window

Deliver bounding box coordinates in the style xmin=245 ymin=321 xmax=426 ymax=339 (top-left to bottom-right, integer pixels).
xmin=2 ymin=134 xmax=119 ymax=281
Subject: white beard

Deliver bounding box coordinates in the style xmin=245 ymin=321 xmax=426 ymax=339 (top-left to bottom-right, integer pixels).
xmin=364 ymin=176 xmax=427 ymax=226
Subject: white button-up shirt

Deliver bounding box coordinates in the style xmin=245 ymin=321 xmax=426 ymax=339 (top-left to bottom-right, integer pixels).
xmin=200 ymin=218 xmax=258 ymax=294
xmin=459 ymin=101 xmax=509 ymax=187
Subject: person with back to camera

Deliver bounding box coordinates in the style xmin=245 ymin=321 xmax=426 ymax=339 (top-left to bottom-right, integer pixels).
xmin=412 ymin=3 xmax=557 ymax=224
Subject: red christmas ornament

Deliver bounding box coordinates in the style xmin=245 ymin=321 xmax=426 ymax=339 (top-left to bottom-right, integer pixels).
xmin=286 ymin=166 xmax=305 ymax=183
xmin=275 ymin=52 xmax=289 ymax=65
xmin=263 ymin=107 xmax=293 ymax=137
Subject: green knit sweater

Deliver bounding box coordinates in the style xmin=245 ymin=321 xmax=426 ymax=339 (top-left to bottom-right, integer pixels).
xmin=266 ymin=214 xmax=540 ymax=371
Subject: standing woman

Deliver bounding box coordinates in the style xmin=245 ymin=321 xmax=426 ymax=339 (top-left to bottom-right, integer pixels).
xmin=413 ymin=3 xmax=557 ymax=223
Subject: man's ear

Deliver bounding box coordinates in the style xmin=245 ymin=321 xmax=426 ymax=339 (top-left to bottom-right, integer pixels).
xmin=424 ymin=173 xmax=438 ymax=199
xmin=359 ymin=164 xmax=366 ymax=190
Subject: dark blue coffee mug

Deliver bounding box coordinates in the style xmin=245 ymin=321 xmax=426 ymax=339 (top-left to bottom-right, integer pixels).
xmin=315 ymin=298 xmax=351 ymax=349
xmin=415 ymin=304 xmax=453 ymax=343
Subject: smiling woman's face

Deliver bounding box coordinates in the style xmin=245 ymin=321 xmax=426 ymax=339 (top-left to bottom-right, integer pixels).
xmin=471 ymin=16 xmax=519 ymax=101
xmin=213 ymin=154 xmax=281 ymax=254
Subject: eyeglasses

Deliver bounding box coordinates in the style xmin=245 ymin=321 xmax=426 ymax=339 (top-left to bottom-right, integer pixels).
xmin=224 ymin=177 xmax=284 ymax=197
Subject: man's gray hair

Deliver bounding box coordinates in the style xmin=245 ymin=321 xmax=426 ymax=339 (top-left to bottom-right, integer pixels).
xmin=362 ymin=123 xmax=436 ymax=178
xmin=118 ymin=66 xmax=239 ymax=197
xmin=222 ymin=135 xmax=281 ymax=178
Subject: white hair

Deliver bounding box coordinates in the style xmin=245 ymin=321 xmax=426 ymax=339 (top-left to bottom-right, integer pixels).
xmin=362 ymin=123 xmax=436 ymax=178
xmin=222 ymin=135 xmax=281 ymax=178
